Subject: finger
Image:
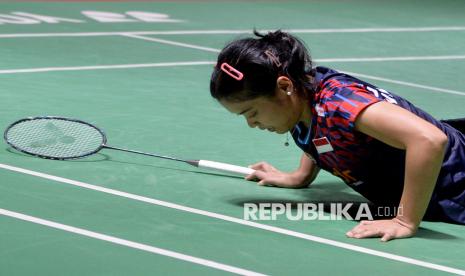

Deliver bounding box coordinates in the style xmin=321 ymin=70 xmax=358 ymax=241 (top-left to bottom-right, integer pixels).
xmin=349 ymin=228 xmax=369 ymax=238
xmin=248 ymin=162 xmax=269 ymax=170
xmin=245 ymin=172 xmax=258 ymax=181
xmin=353 ymin=220 xmax=388 ymax=233
xmin=249 ymin=162 xmax=275 ymax=172
xmin=245 ymin=170 xmax=268 ymax=182
xmin=348 ymin=223 xmax=368 ymax=234
xmin=347 ymin=226 xmax=382 ymax=239
xmin=254 ymin=170 xmax=268 ymax=179
xmin=346 ymin=225 xmax=366 ymax=237
xmin=347 ymin=228 xmax=370 ymax=238
xmin=381 ymin=233 xmax=394 ymax=242
xmin=257 ymin=174 xmax=277 ymax=186
xmin=352 ymin=229 xmax=383 ymax=239
xmin=346 ymin=227 xmax=359 ymax=237
xmin=256 ymin=174 xmax=283 ymax=187
xmin=348 ymin=223 xmax=383 ymax=238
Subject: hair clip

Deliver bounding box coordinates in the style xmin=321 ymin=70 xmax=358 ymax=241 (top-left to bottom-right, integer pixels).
xmin=220 ymin=63 xmax=244 ymax=81
xmin=264 ymin=50 xmax=282 ymax=68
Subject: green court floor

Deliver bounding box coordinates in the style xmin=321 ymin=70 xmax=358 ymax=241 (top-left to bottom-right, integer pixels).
xmin=1 ymin=1 xmax=464 ymax=275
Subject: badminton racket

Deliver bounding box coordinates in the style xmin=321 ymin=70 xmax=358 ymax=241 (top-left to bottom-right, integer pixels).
xmin=3 ymin=116 xmax=255 ymax=176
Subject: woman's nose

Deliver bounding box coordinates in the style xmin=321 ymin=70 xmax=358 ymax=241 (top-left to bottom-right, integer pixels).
xmin=246 ymin=117 xmax=258 ymax=128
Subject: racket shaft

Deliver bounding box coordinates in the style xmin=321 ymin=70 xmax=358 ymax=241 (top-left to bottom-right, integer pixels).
xmin=103 ymin=145 xmax=189 ymax=163
xmin=104 ymin=146 xmax=254 ymax=176
xmin=198 ymin=160 xmax=255 ymax=176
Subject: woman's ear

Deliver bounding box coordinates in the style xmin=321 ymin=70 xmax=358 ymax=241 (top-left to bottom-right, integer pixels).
xmin=276 ymin=76 xmax=294 ymax=94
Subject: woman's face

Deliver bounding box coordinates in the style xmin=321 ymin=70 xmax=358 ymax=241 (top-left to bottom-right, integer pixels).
xmin=219 ymin=89 xmax=304 ymax=134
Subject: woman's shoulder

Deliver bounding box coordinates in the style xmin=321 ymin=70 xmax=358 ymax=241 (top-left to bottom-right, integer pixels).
xmin=312 ymin=67 xmax=386 ymax=122
xmin=314 ymin=66 xmax=361 ymax=91
xmin=313 ymin=67 xmax=356 ymax=103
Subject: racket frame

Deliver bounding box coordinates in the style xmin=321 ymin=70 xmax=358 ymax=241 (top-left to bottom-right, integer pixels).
xmin=4 ymin=116 xmax=107 ymax=160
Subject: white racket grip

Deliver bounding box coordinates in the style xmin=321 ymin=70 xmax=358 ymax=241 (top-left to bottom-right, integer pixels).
xmin=198 ymin=160 xmax=255 ymax=176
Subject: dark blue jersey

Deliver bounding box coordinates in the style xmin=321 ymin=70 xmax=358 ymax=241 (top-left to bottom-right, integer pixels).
xmin=291 ymin=66 xmax=465 ymax=223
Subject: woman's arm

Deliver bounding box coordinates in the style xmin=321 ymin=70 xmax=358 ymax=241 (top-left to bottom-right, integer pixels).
xmin=347 ymin=101 xmax=448 ymax=241
xmin=246 ymin=153 xmax=320 ymax=188
xmin=293 ymin=153 xmax=320 ymax=186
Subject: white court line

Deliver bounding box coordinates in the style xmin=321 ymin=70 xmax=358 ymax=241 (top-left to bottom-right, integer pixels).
xmin=122 ymin=34 xmax=465 ymax=63
xmin=0 ymin=61 xmax=215 ymax=74
xmin=4 ymin=54 xmax=465 ymax=75
xmin=317 ymin=55 xmax=465 ymax=63
xmin=343 ymin=71 xmax=465 ymax=97
xmin=121 ymin=35 xmax=465 ymax=63
xmin=0 ymin=163 xmax=464 ymax=275
xmin=0 ymin=208 xmax=266 ymax=276
xmin=288 ymin=26 xmax=465 ymax=33
xmin=1 ymin=26 xmax=465 ymax=38
xmin=124 ymin=32 xmax=465 ymax=64
xmin=122 ymin=34 xmax=220 ymax=53
xmin=0 ymin=60 xmax=464 ymax=97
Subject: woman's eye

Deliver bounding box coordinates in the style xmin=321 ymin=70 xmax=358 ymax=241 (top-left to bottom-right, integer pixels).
xmin=249 ymin=111 xmax=258 ymax=118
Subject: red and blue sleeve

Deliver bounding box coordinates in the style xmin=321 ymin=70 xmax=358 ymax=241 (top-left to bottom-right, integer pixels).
xmin=321 ymin=78 xmax=383 ymax=134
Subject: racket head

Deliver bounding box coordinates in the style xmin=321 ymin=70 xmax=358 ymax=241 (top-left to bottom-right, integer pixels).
xmin=4 ymin=116 xmax=107 ymax=160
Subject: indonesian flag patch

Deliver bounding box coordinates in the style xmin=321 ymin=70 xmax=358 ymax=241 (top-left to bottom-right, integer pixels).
xmin=312 ymin=137 xmax=333 ymax=154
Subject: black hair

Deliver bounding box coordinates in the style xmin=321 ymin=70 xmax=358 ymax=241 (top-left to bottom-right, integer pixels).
xmin=210 ymin=30 xmax=315 ymax=102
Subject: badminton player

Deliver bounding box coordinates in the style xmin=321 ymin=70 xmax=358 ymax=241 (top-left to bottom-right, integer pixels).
xmin=209 ymin=30 xmax=465 ymax=241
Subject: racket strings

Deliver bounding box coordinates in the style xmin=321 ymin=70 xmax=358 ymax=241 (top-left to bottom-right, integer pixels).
xmin=5 ymin=119 xmax=105 ymax=159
